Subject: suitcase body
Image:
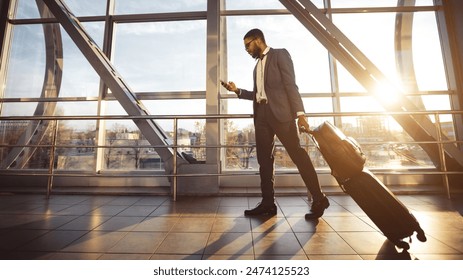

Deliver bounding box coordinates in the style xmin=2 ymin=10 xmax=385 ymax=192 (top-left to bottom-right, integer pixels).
xmin=311 ymin=121 xmax=366 ymax=181
xmin=309 ymin=122 xmax=426 ymax=249
xmin=341 ymin=169 xmax=426 ymax=249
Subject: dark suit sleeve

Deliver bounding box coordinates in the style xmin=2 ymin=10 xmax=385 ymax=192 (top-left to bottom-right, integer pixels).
xmin=277 ymin=49 xmax=305 ymax=114
xmin=238 ymin=88 xmax=255 ymax=101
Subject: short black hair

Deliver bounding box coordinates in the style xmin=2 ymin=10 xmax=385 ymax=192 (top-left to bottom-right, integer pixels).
xmin=243 ymin=28 xmax=266 ymax=44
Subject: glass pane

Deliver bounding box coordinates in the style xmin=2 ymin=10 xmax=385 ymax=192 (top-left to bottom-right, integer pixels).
xmin=412 ymin=12 xmax=448 ymax=91
xmin=55 ymin=120 xmax=97 ymax=171
xmin=144 ymin=99 xmax=206 ymax=132
xmin=225 ymin=0 xmax=325 ymax=9
xmin=4 ymin=24 xmax=102 ymax=99
xmin=64 ymin=0 xmax=106 ymax=16
xmin=223 ymin=118 xmax=256 ymax=170
xmin=4 ymin=25 xmax=45 ymax=98
xmin=439 ymin=114 xmax=456 ymax=140
xmin=336 ymin=63 xmax=366 ymax=93
xmin=57 ymin=101 xmax=97 ymax=116
xmin=330 ymin=0 xmax=434 ymax=8
xmin=333 ymin=11 xmax=447 ymax=92
xmin=101 ymin=121 xmax=158 ymax=171
xmin=115 ymin=0 xmax=207 ymax=14
xmin=60 ymin=26 xmax=102 ymax=98
xmin=422 ymin=95 xmax=453 ymax=124
xmin=101 ymin=101 xmax=158 ymax=171
xmin=53 ymin=102 xmax=98 ymax=171
xmin=422 ymin=95 xmax=451 ymax=111
xmin=333 ymin=13 xmax=402 ymax=91
xmin=225 ymin=0 xmax=285 ymax=10
xmin=225 ymin=99 xmax=253 ymax=116
xmin=113 ymin=21 xmax=206 ymax=92
xmin=338 ymin=116 xmax=434 ymax=169
xmin=302 ymin=97 xmax=333 ymax=113
xmin=1 ymin=102 xmax=38 ymax=116
xmin=340 ymin=96 xmax=385 ymax=112
xmin=14 ymin=0 xmax=41 ymax=19
xmin=225 ymin=15 xmax=331 ymax=94
xmin=82 ymin=22 xmax=105 ymax=50
xmin=0 ymin=118 xmax=55 ymax=170
xmin=100 ymin=99 xmax=206 ymax=170
xmin=14 ymin=0 xmax=106 ymax=19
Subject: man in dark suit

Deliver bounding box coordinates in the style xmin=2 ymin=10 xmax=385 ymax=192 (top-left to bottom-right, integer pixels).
xmin=221 ymin=28 xmax=329 ymax=219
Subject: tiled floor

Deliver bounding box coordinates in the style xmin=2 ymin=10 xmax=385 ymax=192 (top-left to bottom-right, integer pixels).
xmin=0 ymin=193 xmax=462 ymax=260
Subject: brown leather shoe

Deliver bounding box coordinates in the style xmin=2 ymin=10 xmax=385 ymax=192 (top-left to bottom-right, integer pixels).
xmin=244 ymin=203 xmax=277 ymax=216
xmin=305 ymin=196 xmax=329 ymax=219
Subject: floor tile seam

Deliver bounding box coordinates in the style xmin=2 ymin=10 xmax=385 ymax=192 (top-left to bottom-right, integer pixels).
xmin=97 ymin=252 xmax=153 ymax=260
xmin=54 ymin=207 xmax=101 ymax=216
xmin=200 ymin=229 xmax=218 ymax=259
xmin=104 ymin=230 xmax=155 ymax=255
xmin=419 ymin=232 xmax=463 ymax=254
xmin=287 ymin=217 xmax=312 ymax=259
xmin=90 ymin=205 xmax=132 ymax=217
xmin=131 ymin=196 xmax=170 ymax=206
xmin=58 ymin=230 xmax=132 ymax=255
xmin=412 ymin=253 xmax=463 ymax=257
xmin=60 ymin=217 xmax=116 ymax=232
xmin=0 ymin=205 xmax=45 ymax=215
xmin=324 ymin=213 xmax=379 ymax=231
xmin=329 ymin=231 xmax=363 ymax=257
xmin=15 ymin=229 xmax=91 ymax=253
xmin=248 ymin=217 xmax=258 ymax=259
xmin=150 ymin=216 xmax=184 ymax=256
xmin=118 ymin=203 xmax=165 ymax=216
xmin=52 ymin=215 xmax=90 ymax=230
xmin=318 ymin=217 xmax=336 ymax=232
xmin=100 ymin=197 xmax=142 ymax=208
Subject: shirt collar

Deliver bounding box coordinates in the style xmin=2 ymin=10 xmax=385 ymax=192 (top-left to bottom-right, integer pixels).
xmin=262 ymin=46 xmax=270 ymax=58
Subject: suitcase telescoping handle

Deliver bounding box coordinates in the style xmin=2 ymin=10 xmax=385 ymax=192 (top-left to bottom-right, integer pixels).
xmin=300 ymin=126 xmax=320 ymax=149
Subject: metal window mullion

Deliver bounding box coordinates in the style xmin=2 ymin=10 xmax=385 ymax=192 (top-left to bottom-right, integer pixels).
xmin=0 ymin=0 xmax=15 ymax=104
xmin=323 ymin=0 xmax=342 ymax=127
xmin=95 ymin=0 xmax=115 ymax=172
xmin=205 ymin=0 xmax=220 ymax=165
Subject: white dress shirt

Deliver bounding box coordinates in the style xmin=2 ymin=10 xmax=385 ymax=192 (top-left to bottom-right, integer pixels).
xmin=256 ymin=46 xmax=270 ymax=104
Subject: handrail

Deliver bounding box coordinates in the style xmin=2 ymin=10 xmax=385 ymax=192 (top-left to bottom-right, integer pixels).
xmin=1 ymin=110 xmax=462 ymax=120
xmin=1 ymin=111 xmax=462 ymax=198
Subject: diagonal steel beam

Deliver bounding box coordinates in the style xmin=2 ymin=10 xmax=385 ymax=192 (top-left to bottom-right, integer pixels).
xmin=279 ymin=0 xmax=463 ymax=170
xmin=41 ymin=0 xmax=186 ymax=173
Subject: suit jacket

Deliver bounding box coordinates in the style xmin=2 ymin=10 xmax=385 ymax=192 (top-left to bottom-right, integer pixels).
xmin=239 ymin=48 xmax=305 ymax=123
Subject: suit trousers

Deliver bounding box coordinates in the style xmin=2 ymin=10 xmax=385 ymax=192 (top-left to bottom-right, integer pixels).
xmin=254 ymin=102 xmax=323 ymax=205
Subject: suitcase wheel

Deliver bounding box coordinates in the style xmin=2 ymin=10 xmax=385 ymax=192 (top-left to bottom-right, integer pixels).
xmin=395 ymin=240 xmax=410 ymax=250
xmin=416 ymin=229 xmax=427 ymax=242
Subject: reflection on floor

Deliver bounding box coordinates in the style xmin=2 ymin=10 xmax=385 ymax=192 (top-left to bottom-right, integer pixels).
xmin=0 ymin=193 xmax=462 ymax=260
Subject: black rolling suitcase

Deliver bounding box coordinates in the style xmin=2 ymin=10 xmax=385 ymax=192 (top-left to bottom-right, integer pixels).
xmin=309 ymin=121 xmax=427 ymax=249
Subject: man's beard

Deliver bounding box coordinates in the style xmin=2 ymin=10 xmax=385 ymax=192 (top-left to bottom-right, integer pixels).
xmin=250 ymin=45 xmax=262 ymax=59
